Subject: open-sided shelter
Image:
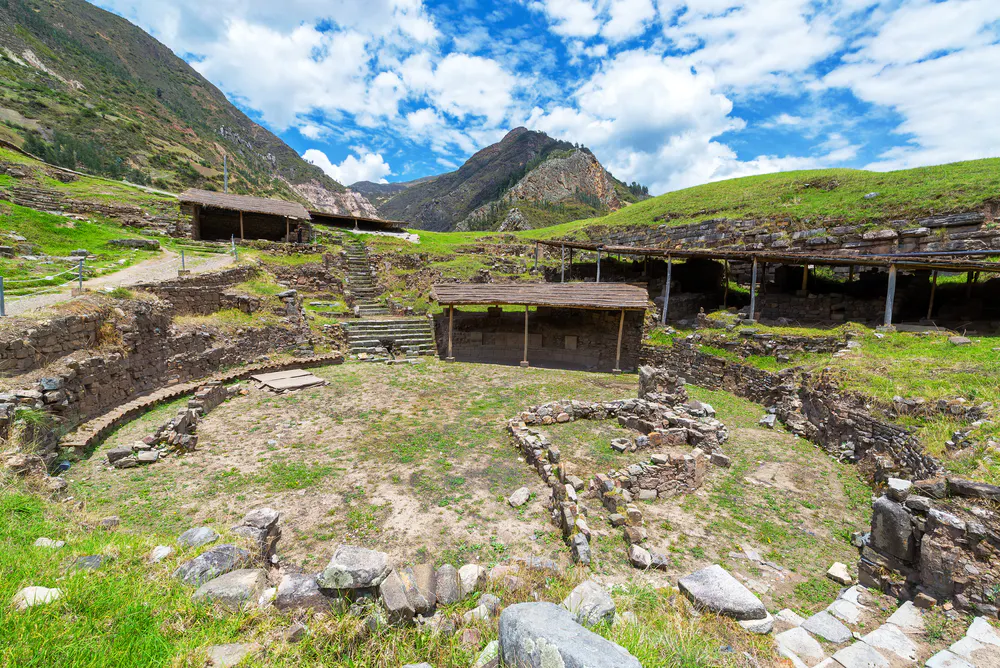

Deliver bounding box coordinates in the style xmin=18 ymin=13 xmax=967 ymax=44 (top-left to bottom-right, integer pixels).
xmin=432 ymin=283 xmax=649 ymax=373
xmin=180 ymin=189 xmax=311 ymax=242
xmin=308 ymin=210 xmax=407 ymax=234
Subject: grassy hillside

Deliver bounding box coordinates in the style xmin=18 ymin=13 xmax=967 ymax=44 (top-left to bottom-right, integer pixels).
xmin=528 ymin=159 xmax=1000 ymax=240
xmin=0 ymin=0 xmax=345 ymax=200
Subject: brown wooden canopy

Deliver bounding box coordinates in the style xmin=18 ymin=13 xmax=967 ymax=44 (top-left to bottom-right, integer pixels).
xmin=433 ymin=282 xmax=649 ymax=310
xmin=180 ymin=189 xmax=310 ymax=220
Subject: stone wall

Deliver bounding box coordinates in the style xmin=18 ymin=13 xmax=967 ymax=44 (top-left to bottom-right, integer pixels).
xmin=860 ymin=478 xmax=1000 ymax=618
xmin=134 ymin=265 xmax=262 ymax=316
xmin=0 ymin=311 xmax=107 ymax=375
xmin=640 ymin=340 xmax=942 ymax=482
xmin=434 ymin=307 xmax=644 ymax=372
xmin=597 ymin=453 xmax=707 ymax=500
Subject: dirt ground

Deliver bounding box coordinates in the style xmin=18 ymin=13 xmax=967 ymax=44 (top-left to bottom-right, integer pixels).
xmin=70 ymin=359 xmax=872 ymax=614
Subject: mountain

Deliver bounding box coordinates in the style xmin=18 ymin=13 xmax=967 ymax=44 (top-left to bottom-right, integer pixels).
xmin=377 ymin=127 xmax=645 ymax=232
xmin=349 ymin=180 xmax=411 ymax=209
xmin=0 ymin=0 xmax=376 ymax=216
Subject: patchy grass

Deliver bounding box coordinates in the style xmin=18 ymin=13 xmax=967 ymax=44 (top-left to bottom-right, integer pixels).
xmin=174 ymin=309 xmax=281 ymax=330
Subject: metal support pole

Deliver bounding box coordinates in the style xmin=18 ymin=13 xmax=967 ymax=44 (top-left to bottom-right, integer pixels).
xmin=927 ymin=271 xmax=938 ymax=321
xmin=181 ymin=249 xmax=186 ymax=270
xmin=596 ymin=250 xmax=601 ymax=283
xmin=884 ymin=264 xmax=897 ymax=327
xmin=560 ymin=245 xmax=565 ymax=283
xmin=239 ymin=211 xmax=244 ymax=241
xmin=661 ymin=256 xmax=672 ymax=325
xmin=523 ymin=306 xmax=530 ymax=363
xmin=447 ymin=305 xmax=455 ymax=362
xmin=0 ymin=276 xmax=5 ymax=317
xmin=614 ymin=308 xmax=625 ymax=374
xmin=534 ymin=242 xmax=539 ymax=271
xmin=748 ymin=258 xmax=758 ymax=321
xmin=78 ymin=259 xmax=84 ymax=290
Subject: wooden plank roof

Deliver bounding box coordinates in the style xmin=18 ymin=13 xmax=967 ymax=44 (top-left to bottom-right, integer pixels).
xmin=537 ymin=239 xmax=1000 ymax=274
xmin=308 ymin=210 xmax=407 ymax=231
xmin=179 ymin=189 xmax=310 ymax=220
xmin=432 ymin=282 xmax=649 ymax=310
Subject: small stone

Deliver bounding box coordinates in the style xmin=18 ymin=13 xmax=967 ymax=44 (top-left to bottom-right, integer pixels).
xmin=178 ymin=527 xmax=220 ymax=549
xmin=379 ymin=570 xmax=415 ymax=625
xmin=284 ymin=621 xmax=307 ymax=643
xmin=98 ymin=516 xmax=120 ymax=529
xmin=739 ymin=611 xmax=774 ymax=634
xmin=678 ymin=564 xmax=768 ymax=621
xmin=33 ymin=537 xmax=65 ymax=549
xmin=967 ymin=617 xmax=1000 ymax=646
xmin=609 ymin=514 xmax=627 ymax=527
xmin=562 ymin=580 xmax=615 ymax=627
xmin=827 ymin=562 xmax=853 ymax=585
xmin=508 ymin=487 xmax=530 ymax=507
xmin=458 ymin=564 xmax=486 ymax=598
xmin=12 ymin=586 xmax=61 ymax=611
xmin=192 ymin=569 xmax=268 ymax=611
xmin=776 ymin=627 xmax=826 ymax=665
xmin=435 ymin=564 xmax=461 ymax=606
xmin=472 ymin=640 xmax=499 ymax=668
xmin=629 ymin=544 xmax=651 ymax=569
xmin=759 ymin=414 xmax=777 ymax=429
xmin=913 ymin=592 xmax=937 ymax=609
xmin=885 ymin=601 xmax=924 ymax=634
xmin=776 ymin=609 xmax=807 ymax=628
xmin=925 ymin=650 xmax=974 ymax=668
xmin=949 ymin=336 xmax=972 ymax=346
xmin=203 ymin=643 xmax=257 ymax=667
xmin=317 ymin=545 xmax=391 ymax=590
xmin=832 ymin=642 xmax=889 ymax=668
xmin=71 ymin=555 xmax=108 ymax=572
xmin=275 ymin=573 xmax=336 ymax=612
xmin=710 ymin=452 xmax=731 ymax=468
xmin=150 ymin=545 xmax=175 ymax=564
xmin=570 ymin=534 xmax=591 ymax=565
xmin=886 ymin=478 xmax=912 ymax=502
xmin=136 ymin=450 xmax=159 ymax=464
xmin=173 ymin=545 xmax=251 ymax=587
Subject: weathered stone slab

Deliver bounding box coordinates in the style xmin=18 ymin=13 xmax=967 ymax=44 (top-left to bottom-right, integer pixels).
xmin=801 ymin=611 xmax=852 ymax=644
xmin=178 ymin=527 xmax=220 ymax=549
xmin=885 ymin=601 xmax=924 ymax=634
xmin=317 ymin=545 xmax=391 ymax=590
xmin=678 ymin=564 xmax=767 ymax=621
xmin=275 ymin=573 xmax=334 ymax=611
xmin=832 ymin=642 xmax=889 ymax=668
xmin=499 ymin=602 xmax=642 ymax=668
xmin=562 ymin=580 xmax=615 ymax=627
xmin=861 ymin=623 xmax=917 ymax=663
xmin=192 ymin=568 xmax=267 ymax=611
xmin=173 ymin=545 xmax=250 ymax=587
xmin=776 ymin=627 xmax=826 ymax=666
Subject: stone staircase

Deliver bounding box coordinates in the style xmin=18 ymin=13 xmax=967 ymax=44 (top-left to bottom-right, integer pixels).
xmin=341 ymin=318 xmax=437 ymax=358
xmin=344 ymin=239 xmax=389 ymax=317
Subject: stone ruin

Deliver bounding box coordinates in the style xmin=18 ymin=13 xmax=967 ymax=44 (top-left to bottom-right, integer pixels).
xmin=858 ymin=476 xmax=1000 ymax=619
xmin=106 ymin=382 xmax=240 ymax=469
xmin=507 ymin=366 xmax=730 ymax=567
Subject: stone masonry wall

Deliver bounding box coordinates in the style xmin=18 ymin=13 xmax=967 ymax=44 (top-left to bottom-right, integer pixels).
xmin=0 ymin=311 xmax=106 ymax=375
xmin=640 ymin=340 xmax=941 ymax=481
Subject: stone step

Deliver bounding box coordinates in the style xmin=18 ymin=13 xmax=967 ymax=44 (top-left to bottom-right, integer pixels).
xmin=347 ymin=337 xmax=435 ymax=348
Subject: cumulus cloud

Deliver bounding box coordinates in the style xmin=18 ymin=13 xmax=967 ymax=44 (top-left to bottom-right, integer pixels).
xmin=303 ymin=149 xmax=392 ymax=184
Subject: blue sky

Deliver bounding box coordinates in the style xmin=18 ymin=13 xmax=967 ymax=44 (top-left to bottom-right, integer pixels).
xmin=96 ymin=0 xmax=1000 ymax=194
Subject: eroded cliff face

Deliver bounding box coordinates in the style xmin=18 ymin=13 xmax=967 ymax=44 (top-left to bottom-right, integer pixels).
xmin=290 ymin=180 xmax=381 ymax=218
xmin=507 ymin=149 xmax=621 ymax=210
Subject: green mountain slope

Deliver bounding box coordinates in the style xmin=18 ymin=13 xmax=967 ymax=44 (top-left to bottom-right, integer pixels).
xmin=379 ymin=127 xmax=643 ymax=232
xmin=530 ymin=158 xmax=1000 ymax=239
xmin=0 ymin=0 xmax=360 ymax=210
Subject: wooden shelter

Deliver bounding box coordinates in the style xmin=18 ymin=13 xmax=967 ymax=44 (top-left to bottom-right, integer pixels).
xmin=433 ymin=283 xmax=649 ymax=373
xmin=180 ymin=189 xmax=311 ymax=242
xmin=308 ymin=210 xmax=406 ymax=233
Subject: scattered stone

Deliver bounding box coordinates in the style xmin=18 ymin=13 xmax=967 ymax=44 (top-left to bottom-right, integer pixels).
xmin=802 ymin=611 xmax=853 ymax=644
xmin=401 ymin=664 xmax=432 ymax=668
xmin=498 ymin=602 xmax=642 ymax=668
xmin=317 ymin=545 xmax=391 ymax=590
xmin=106 ymin=446 xmax=134 ymax=465
xmin=776 ymin=627 xmax=826 ymax=666
xmin=284 ymin=621 xmax=307 ymax=644
xmin=203 ymin=643 xmax=257 ymax=667
xmin=458 ymin=564 xmax=486 ymax=598
xmin=379 ymin=570 xmax=415 ymax=624
xmin=174 ymin=545 xmax=251 ymax=587
xmin=861 ymin=623 xmax=918 ymax=663
xmin=570 ymin=534 xmax=591 ymax=565
xmin=472 ymin=640 xmax=499 ymax=668
xmin=678 ymin=564 xmax=768 ymax=621
xmin=710 ymin=452 xmax=731 ymax=468
xmin=832 ymin=642 xmax=889 ymax=668
xmin=177 ymin=527 xmax=220 ymax=549
xmin=508 ymin=487 xmax=530 ymax=508
xmin=231 ymin=507 xmax=281 ymax=562
xmin=886 ymin=478 xmax=912 ymax=502
xmin=411 ymin=564 xmax=437 ymax=613
xmin=759 ymin=414 xmax=777 ymax=429
xmin=914 ymin=592 xmax=937 ymax=609
xmin=33 ymin=537 xmax=65 ymax=549
xmin=562 ymin=580 xmax=615 ymax=627
xmin=136 ymin=451 xmax=159 ymax=464
xmin=192 ymin=569 xmax=267 ymax=611
xmin=628 ymin=544 xmax=651 ymax=569
xmin=12 ymin=586 xmax=61 ymax=611
xmin=71 ymin=555 xmax=109 ymax=572
xmin=885 ymin=602 xmax=924 ymax=634
xmin=925 ymin=650 xmax=974 ymax=668
xmin=98 ymin=516 xmax=120 ymax=529
xmin=276 ymin=573 xmax=336 ymax=611
xmin=776 ymin=609 xmax=807 ymax=628
xmin=150 ymin=545 xmax=175 ymax=564
xmin=434 ymin=564 xmax=461 ymax=606
xmin=739 ymin=611 xmax=774 ymax=634
xmin=827 ymin=562 xmax=852 ymax=585
xmin=967 ymin=617 xmax=1000 ymax=646
xmin=949 ymin=336 xmax=972 ymax=346
xmin=870 ymin=497 xmax=915 ymax=561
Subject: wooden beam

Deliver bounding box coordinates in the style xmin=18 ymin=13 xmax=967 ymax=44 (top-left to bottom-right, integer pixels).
xmin=884 ymin=264 xmax=897 ymax=327
xmin=614 ymin=308 xmax=625 ymax=374
xmin=660 ymin=256 xmax=672 ymax=325
xmin=239 ymin=211 xmax=244 ymax=241
xmin=520 ymin=307 xmax=530 ymax=368
xmin=748 ymin=258 xmax=759 ymax=322
xmin=192 ymin=204 xmax=201 ymax=240
xmin=927 ymin=271 xmax=938 ymax=321
xmin=285 ymin=217 xmax=290 ymax=242
xmin=446 ymin=305 xmax=455 ymax=362
xmin=801 ymin=265 xmax=809 ymax=292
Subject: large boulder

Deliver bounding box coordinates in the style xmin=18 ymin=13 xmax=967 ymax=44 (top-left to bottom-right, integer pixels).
xmin=275 ymin=573 xmax=336 ymax=612
xmin=870 ymin=497 xmax=916 ymax=562
xmin=435 ymin=564 xmax=461 ymax=606
xmin=678 ymin=564 xmax=767 ymax=621
xmin=317 ymin=545 xmax=391 ymax=590
xmin=561 ymin=580 xmax=615 ymax=627
xmin=192 ymin=569 xmax=267 ymax=611
xmin=173 ymin=545 xmax=250 ymax=587
xmin=379 ymin=570 xmax=415 ymax=624
xmin=499 ymin=602 xmax=642 ymax=668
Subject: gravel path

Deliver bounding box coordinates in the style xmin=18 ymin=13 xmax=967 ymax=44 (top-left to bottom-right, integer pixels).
xmin=5 ymin=250 xmax=234 ymax=316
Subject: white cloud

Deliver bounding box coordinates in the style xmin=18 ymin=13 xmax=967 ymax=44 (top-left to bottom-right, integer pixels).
xmin=402 ymin=52 xmax=518 ymax=126
xmin=602 ymin=0 xmax=656 ymax=41
xmin=531 ymin=0 xmax=603 ymax=38
xmin=303 ymin=149 xmax=392 ymax=184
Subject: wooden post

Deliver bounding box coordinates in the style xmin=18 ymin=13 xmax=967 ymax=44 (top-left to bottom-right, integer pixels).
xmin=801 ymin=265 xmax=809 ymax=292
xmin=192 ymin=204 xmax=202 ymax=240
xmin=614 ymin=308 xmax=625 ymax=374
xmin=561 ymin=245 xmax=565 ymax=283
xmin=446 ymin=305 xmax=455 ymax=362
xmin=884 ymin=264 xmax=897 ymax=327
xmin=849 ymin=265 xmax=855 ymax=283
xmin=661 ymin=256 xmax=672 ymax=325
xmin=927 ymin=271 xmax=938 ymax=321
xmin=239 ymin=211 xmax=244 ymax=241
xmin=534 ymin=242 xmax=539 ymax=271
xmin=285 ymin=217 xmax=290 ymax=242
xmin=748 ymin=257 xmax=758 ymax=322
xmin=723 ymin=260 xmax=730 ymax=308
xmin=520 ymin=307 xmax=530 ymax=368
xmin=596 ymin=249 xmax=601 ymax=283
xmin=966 ymin=271 xmax=977 ymax=298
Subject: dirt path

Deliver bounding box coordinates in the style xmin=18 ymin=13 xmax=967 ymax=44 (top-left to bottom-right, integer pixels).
xmin=5 ymin=250 xmax=233 ymax=315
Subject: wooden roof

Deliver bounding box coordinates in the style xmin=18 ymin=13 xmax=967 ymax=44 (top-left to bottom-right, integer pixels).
xmin=179 ymin=189 xmax=310 ymax=220
xmin=537 ymin=240 xmax=1000 ymax=274
xmin=433 ymin=283 xmax=649 ymax=310
xmin=308 ymin=210 xmax=406 ymax=231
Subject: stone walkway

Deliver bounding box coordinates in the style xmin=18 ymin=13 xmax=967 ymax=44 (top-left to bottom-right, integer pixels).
xmin=775 ymin=589 xmax=1000 ymax=668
